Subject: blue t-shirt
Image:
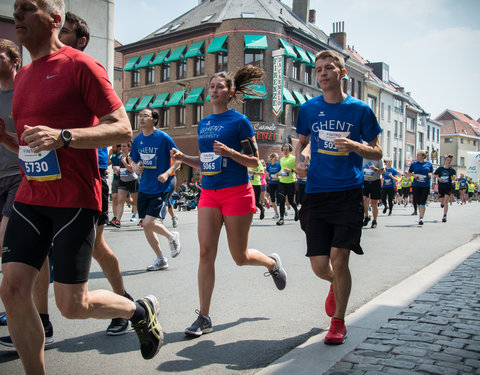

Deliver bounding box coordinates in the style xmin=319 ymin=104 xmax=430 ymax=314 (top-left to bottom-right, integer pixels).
xmin=457 ymin=177 xmax=468 ymax=189
xmin=198 ymin=109 xmax=254 ymax=190
xmin=110 ymin=152 xmax=121 ymax=180
xmin=266 ymin=162 xmax=281 ymax=184
xmin=408 ymin=161 xmax=433 ymax=187
xmin=130 ymin=129 xmax=177 ymax=194
xmin=382 ymin=168 xmax=398 ymax=188
xmin=98 ymin=147 xmax=108 ymax=170
xmin=296 ymin=94 xmax=382 ymax=193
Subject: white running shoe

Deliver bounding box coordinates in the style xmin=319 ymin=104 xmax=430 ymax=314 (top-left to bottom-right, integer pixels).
xmin=169 ymin=231 xmax=181 ymax=258
xmin=147 ymin=257 xmax=168 ymax=271
xmin=272 ymin=213 xmax=279 ymax=220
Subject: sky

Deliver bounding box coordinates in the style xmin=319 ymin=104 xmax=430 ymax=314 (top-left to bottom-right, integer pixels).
xmin=114 ymin=0 xmax=480 ymax=121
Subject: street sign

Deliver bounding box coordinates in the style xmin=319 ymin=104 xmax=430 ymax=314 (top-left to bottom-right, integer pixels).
xmin=272 ymin=49 xmax=284 ymax=118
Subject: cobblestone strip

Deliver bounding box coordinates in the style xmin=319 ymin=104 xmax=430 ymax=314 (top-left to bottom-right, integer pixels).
xmin=325 ymin=250 xmax=480 ymax=375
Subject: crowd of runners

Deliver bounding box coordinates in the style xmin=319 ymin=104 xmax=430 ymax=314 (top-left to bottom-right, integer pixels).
xmin=0 ymin=1 xmax=478 ymax=373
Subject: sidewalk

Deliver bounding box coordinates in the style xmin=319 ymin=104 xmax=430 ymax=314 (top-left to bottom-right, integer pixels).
xmin=258 ymin=237 xmax=480 ymax=375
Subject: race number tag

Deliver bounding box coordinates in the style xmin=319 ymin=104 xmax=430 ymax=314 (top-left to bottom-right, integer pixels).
xmin=18 ymin=146 xmax=61 ymax=181
xmin=440 ymin=175 xmax=449 ymax=183
xmin=317 ymin=130 xmax=350 ymax=156
xmin=139 ymin=153 xmax=157 ymax=169
xmin=415 ymin=174 xmax=427 ymax=182
xmin=363 ymin=162 xmax=375 ymax=176
xmin=120 ymin=167 xmax=128 ymax=177
xmin=280 ymin=170 xmax=289 ymax=177
xmin=200 ymin=152 xmax=222 ymax=175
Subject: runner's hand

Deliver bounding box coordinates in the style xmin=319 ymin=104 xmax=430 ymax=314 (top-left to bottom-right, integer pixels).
xmin=21 ymin=125 xmax=62 ymax=152
xmin=295 ymin=162 xmax=308 ymax=178
xmin=333 ymin=137 xmax=356 ymax=153
xmin=213 ymin=140 xmax=230 ymax=157
xmin=158 ymin=172 xmax=168 ymax=183
xmin=170 ymin=148 xmax=183 ymax=160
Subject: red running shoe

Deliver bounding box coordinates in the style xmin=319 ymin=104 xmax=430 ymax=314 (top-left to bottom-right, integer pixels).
xmin=324 ymin=318 xmax=347 ymax=345
xmin=325 ymin=284 xmax=335 ymax=317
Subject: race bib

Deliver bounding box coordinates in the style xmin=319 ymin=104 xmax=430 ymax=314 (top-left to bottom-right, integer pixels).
xmin=280 ymin=171 xmax=289 ymax=177
xmin=415 ymin=174 xmax=427 ymax=182
xmin=18 ymin=146 xmax=61 ymax=181
xmin=440 ymin=175 xmax=449 ymax=183
xmin=120 ymin=167 xmax=128 ymax=177
xmin=317 ymin=130 xmax=350 ymax=156
xmin=200 ymin=152 xmax=222 ymax=175
xmin=139 ymin=153 xmax=157 ymax=169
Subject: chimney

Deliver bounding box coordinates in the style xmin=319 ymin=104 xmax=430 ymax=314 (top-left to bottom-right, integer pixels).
xmin=292 ymin=0 xmax=310 ymax=23
xmin=309 ymin=9 xmax=316 ymax=24
xmin=330 ymin=21 xmax=346 ymax=50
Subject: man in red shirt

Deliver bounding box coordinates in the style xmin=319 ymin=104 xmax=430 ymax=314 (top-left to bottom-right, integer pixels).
xmin=0 ymin=1 xmax=163 ymax=372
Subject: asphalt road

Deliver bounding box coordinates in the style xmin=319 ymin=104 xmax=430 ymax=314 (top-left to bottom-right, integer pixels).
xmin=1 ymin=200 xmax=479 ymax=374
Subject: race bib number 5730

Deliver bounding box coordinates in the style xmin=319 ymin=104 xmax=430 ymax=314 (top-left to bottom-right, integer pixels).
xmin=18 ymin=146 xmax=62 ymax=181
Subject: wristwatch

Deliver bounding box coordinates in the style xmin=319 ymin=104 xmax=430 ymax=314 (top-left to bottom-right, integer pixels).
xmin=61 ymin=129 xmax=72 ymax=148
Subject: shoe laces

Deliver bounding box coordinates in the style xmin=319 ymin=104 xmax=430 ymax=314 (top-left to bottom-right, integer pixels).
xmin=132 ymin=300 xmax=162 ymax=341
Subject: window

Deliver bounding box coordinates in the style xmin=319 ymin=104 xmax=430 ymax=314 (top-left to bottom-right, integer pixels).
xmin=436 ymin=129 xmax=439 ymax=142
xmin=444 ymin=137 xmax=453 ymax=143
xmin=194 ymin=55 xmax=205 ymax=76
xmin=177 ymin=59 xmax=186 ymax=79
xmin=394 ymin=98 xmax=403 ymax=113
xmin=161 ymin=64 xmax=170 ymax=82
xmin=418 ymin=132 xmax=424 ymax=150
xmin=367 ymin=96 xmax=376 ymax=112
xmin=304 ymin=66 xmax=313 ymax=85
xmin=131 ymin=113 xmax=139 ymax=131
xmin=407 ymin=117 xmax=415 ymax=132
xmin=244 ymin=50 xmax=264 ymax=68
xmin=131 ymin=70 xmax=139 ymax=87
xmin=349 ymin=77 xmax=355 ymax=96
xmin=193 ymin=104 xmax=204 ymax=125
xmin=393 ymin=147 xmax=397 ymax=168
xmin=460 ymin=138 xmax=464 ymax=144
xmin=216 ymin=51 xmax=228 ymax=72
xmin=398 ymin=148 xmax=403 ymax=170
xmin=399 ymin=122 xmax=403 ymax=139
xmin=292 ymin=106 xmax=299 ymax=128
xmin=357 ymin=81 xmax=362 ymax=100
xmin=406 ymin=144 xmax=414 ymax=164
xmin=158 ymin=108 xmax=169 ymax=128
xmin=427 ymin=125 xmax=430 ymax=140
xmin=292 ymin=61 xmax=299 ymax=80
xmin=381 ymin=102 xmax=384 ymax=120
xmin=387 ymin=105 xmax=392 ymax=122
xmin=474 ymin=140 xmax=477 ymax=146
xmin=176 ymin=106 xmax=186 ymax=127
xmin=387 ymin=130 xmax=391 ymax=156
xmin=244 ymin=100 xmax=263 ymax=121
xmin=145 ymin=66 xmax=154 ymax=85
xmin=394 ymin=120 xmax=398 ymax=138
xmin=460 ymin=157 xmax=465 ymax=167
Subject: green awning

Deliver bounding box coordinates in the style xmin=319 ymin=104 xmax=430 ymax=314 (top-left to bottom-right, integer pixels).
xmin=136 ymin=53 xmax=154 ymax=69
xmin=244 ymin=84 xmax=267 ymax=99
xmin=151 ymin=50 xmax=170 ymax=66
xmin=135 ymin=95 xmax=154 ymax=111
xmin=123 ymin=56 xmax=139 ymax=71
xmin=151 ymin=93 xmax=170 ymax=108
xmin=166 ymin=90 xmax=185 ymax=106
xmin=283 ymin=87 xmax=296 ymax=105
xmin=185 ymin=41 xmax=205 ymax=58
xmin=184 ymin=87 xmax=204 ymax=104
xmin=305 ymin=93 xmax=314 ymax=101
xmin=207 ymin=35 xmax=228 ymax=53
xmin=306 ymin=50 xmax=317 ymax=66
xmin=294 ymin=45 xmax=310 ymax=64
xmin=293 ymin=91 xmax=306 ymax=105
xmin=278 ymin=38 xmax=296 ymax=58
xmin=244 ymin=34 xmax=268 ymax=50
xmin=124 ymin=97 xmax=139 ymax=112
xmin=167 ymin=45 xmax=187 ymax=62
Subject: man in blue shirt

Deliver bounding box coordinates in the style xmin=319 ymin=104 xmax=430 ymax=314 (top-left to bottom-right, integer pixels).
xmin=266 ymin=152 xmax=281 ymax=219
xmin=295 ymin=50 xmax=382 ymax=345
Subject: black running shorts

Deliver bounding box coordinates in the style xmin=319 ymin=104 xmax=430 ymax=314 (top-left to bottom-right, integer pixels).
xmin=299 ymin=188 xmax=364 ymax=256
xmin=438 ymin=184 xmax=452 ymax=198
xmin=362 ymin=179 xmax=381 ymax=200
xmin=2 ymin=202 xmax=98 ymax=284
xmin=137 ymin=192 xmax=168 ymax=219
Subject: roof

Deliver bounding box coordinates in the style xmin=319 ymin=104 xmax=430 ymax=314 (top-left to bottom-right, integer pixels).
xmin=142 ymin=0 xmax=331 ymax=47
xmin=439 ymin=119 xmax=480 ymax=137
xmin=436 ymin=109 xmax=480 ymax=136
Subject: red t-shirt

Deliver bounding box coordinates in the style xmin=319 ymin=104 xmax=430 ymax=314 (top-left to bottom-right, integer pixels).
xmin=12 ymin=46 xmax=122 ymax=211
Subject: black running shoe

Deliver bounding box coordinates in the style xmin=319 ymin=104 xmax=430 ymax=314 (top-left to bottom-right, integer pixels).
xmin=419 ymin=219 xmax=424 ymax=225
xmin=388 ymin=208 xmax=392 ymax=216
xmin=106 ymin=318 xmax=131 ymax=336
xmin=411 ymin=211 xmax=417 ymax=216
xmin=132 ymin=295 xmax=163 ymax=360
xmin=442 ymin=216 xmax=447 ymax=223
xmin=363 ymin=216 xmax=371 ymax=226
xmin=371 ymin=220 xmax=377 ymax=228
xmin=185 ymin=311 xmax=213 ymax=337
xmin=260 ymin=208 xmax=265 ymax=220
xmin=294 ymin=209 xmax=299 ymax=221
xmin=383 ymin=207 xmax=387 ymax=214
xmin=0 ymin=321 xmax=54 ymax=348
xmin=265 ymin=253 xmax=287 ymax=290
xmin=276 ymin=218 xmax=284 ymax=226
